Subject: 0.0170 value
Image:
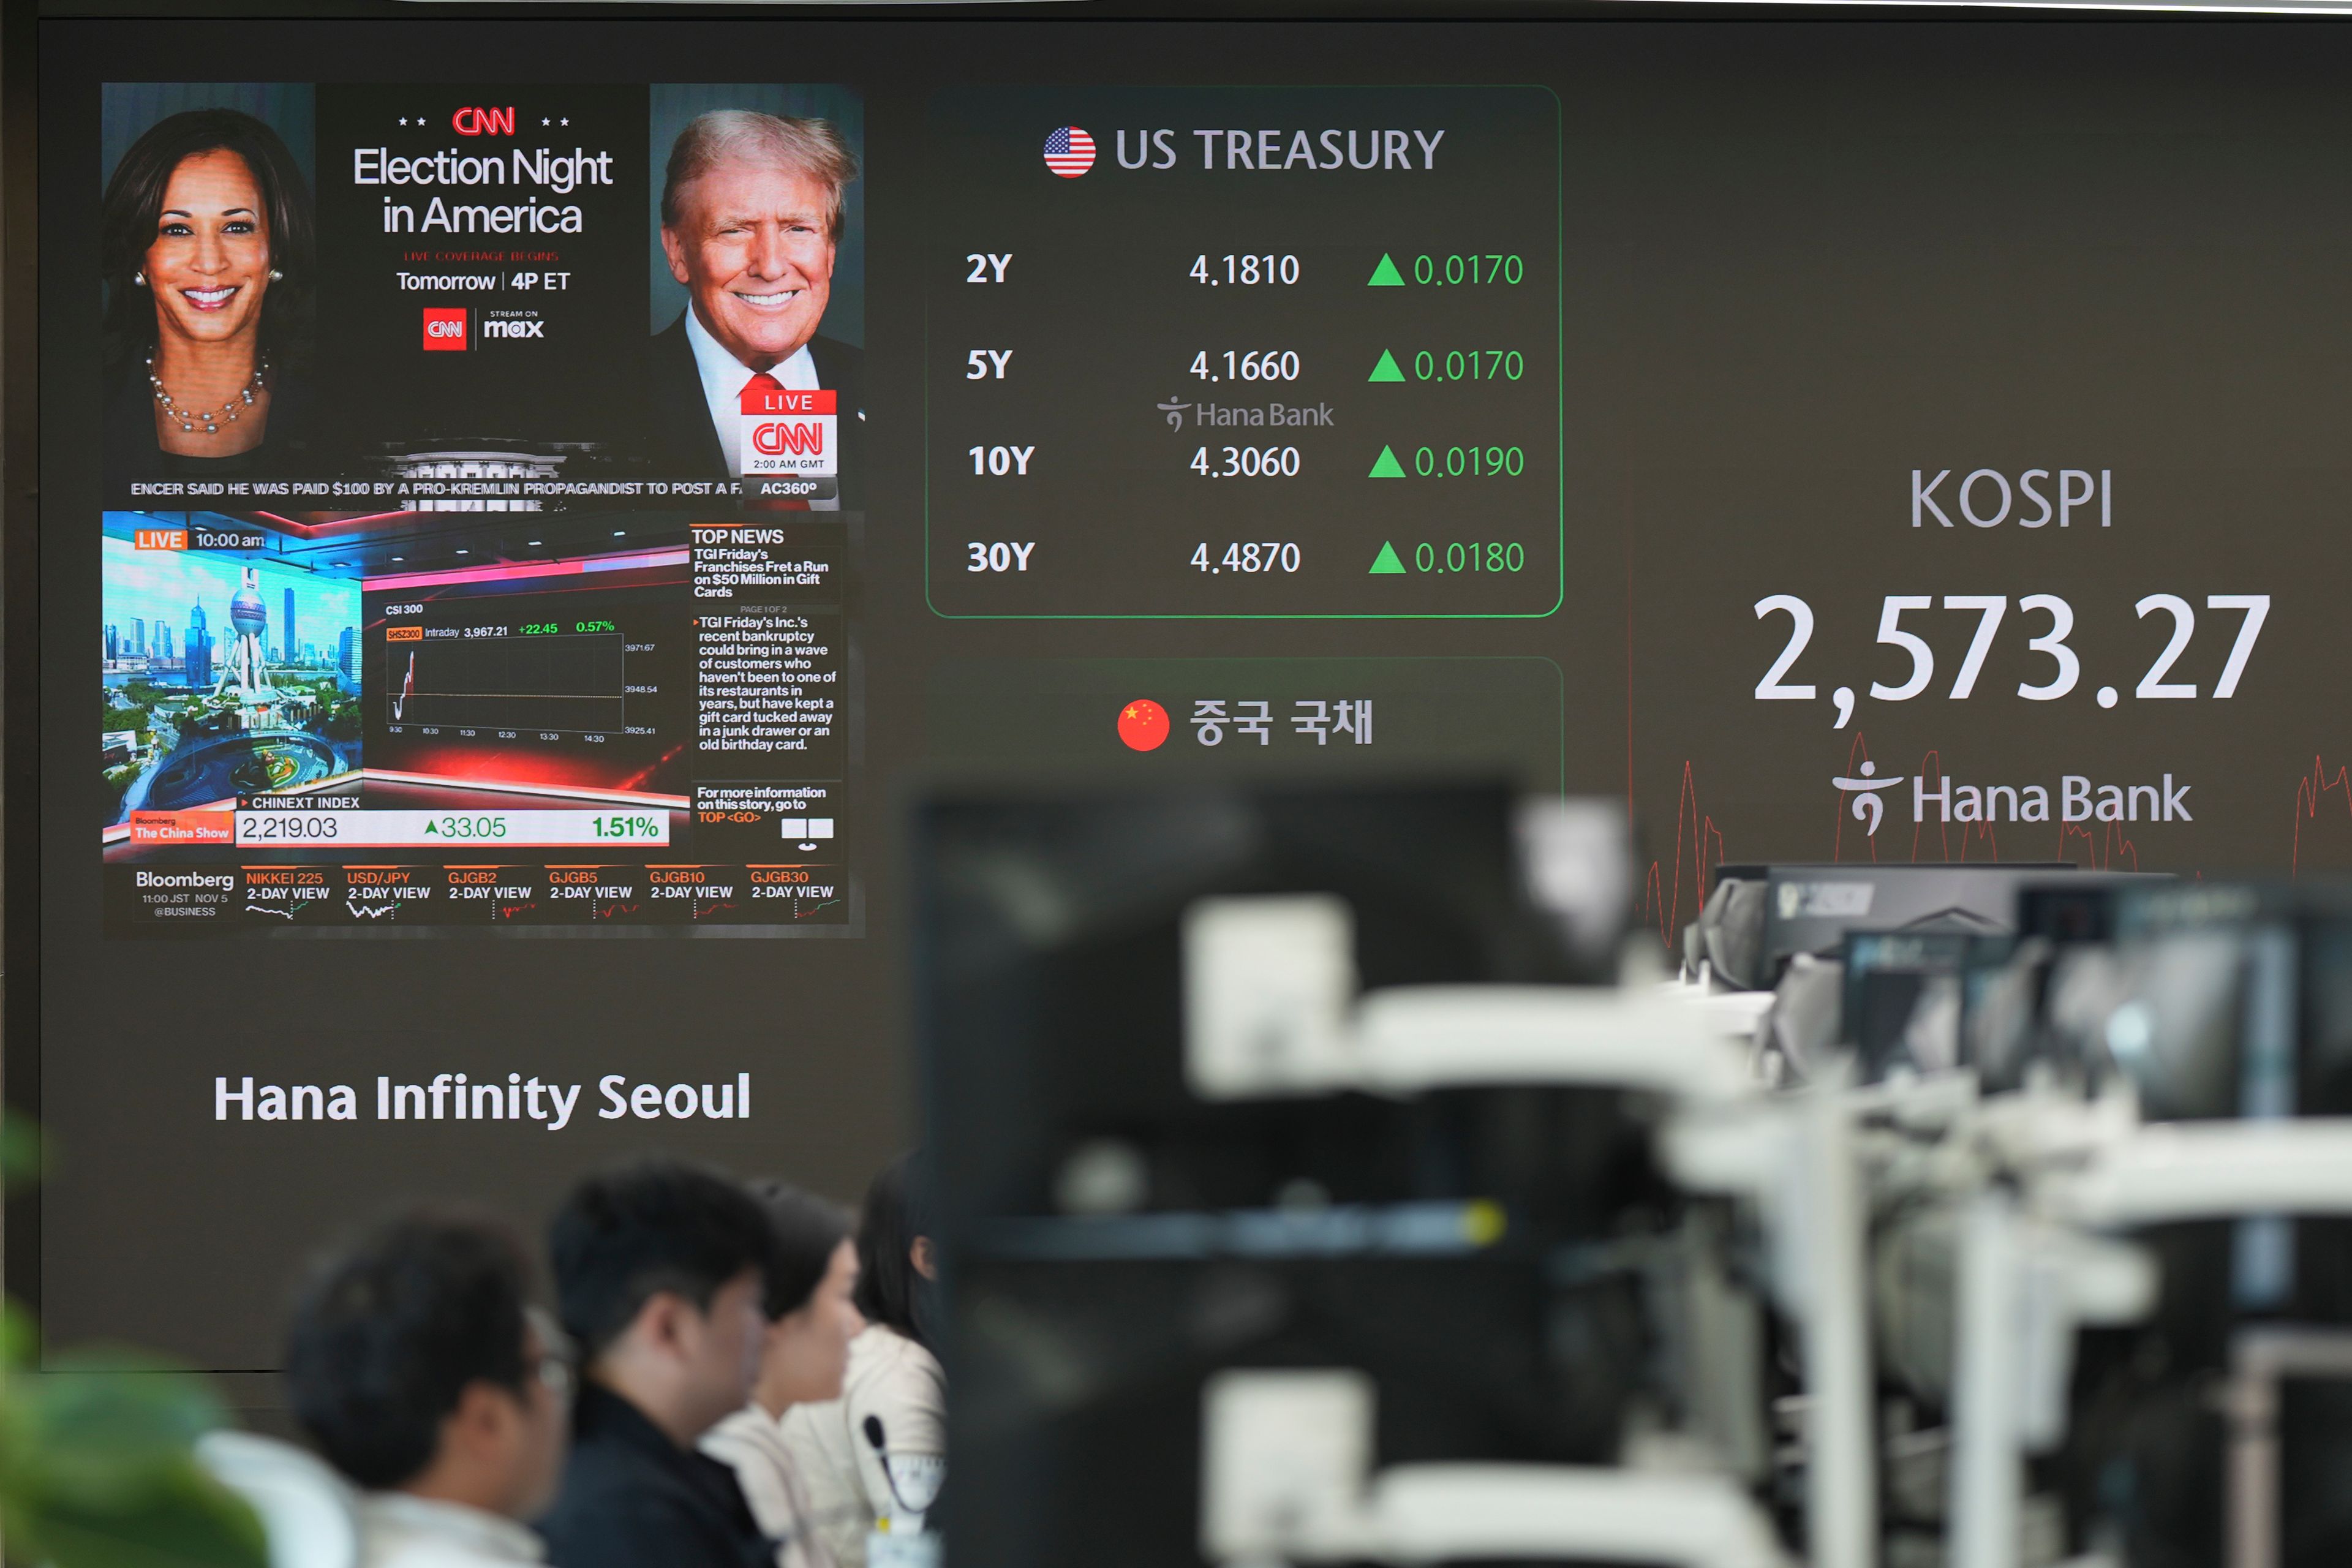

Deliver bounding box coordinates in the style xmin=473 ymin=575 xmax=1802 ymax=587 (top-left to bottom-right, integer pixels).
xmin=1192 ymin=542 xmax=1301 ymax=573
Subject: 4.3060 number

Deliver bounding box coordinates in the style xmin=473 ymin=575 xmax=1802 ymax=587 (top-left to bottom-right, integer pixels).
xmin=1191 ymin=445 xmax=1300 ymax=478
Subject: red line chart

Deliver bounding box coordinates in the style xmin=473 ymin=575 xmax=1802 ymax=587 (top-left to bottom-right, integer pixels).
xmin=2057 ymin=821 xmax=2141 ymax=873
xmin=1637 ymin=759 xmax=1724 ymax=949
xmin=2291 ymin=754 xmax=2352 ymax=876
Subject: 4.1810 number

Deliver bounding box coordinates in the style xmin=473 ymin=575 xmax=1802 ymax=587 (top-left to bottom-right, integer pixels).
xmin=1189 ymin=254 xmax=1300 ymax=285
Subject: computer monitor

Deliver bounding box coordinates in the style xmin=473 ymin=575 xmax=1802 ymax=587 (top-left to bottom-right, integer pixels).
xmin=952 ymin=1248 xmax=1647 ymax=1568
xmin=1762 ymin=862 xmax=2082 ymax=979
xmin=913 ymin=782 xmax=1627 ymax=1227
xmin=912 ymin=782 xmax=1704 ymax=1568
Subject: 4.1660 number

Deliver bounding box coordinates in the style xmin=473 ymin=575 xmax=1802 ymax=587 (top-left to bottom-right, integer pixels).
xmin=1191 ymin=350 xmax=1300 ymax=382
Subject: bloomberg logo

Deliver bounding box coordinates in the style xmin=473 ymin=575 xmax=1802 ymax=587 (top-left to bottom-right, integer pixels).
xmin=423 ymin=307 xmax=467 ymax=350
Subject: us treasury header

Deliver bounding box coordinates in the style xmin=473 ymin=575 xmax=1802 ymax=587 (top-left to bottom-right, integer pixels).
xmin=1116 ymin=128 xmax=1447 ymax=170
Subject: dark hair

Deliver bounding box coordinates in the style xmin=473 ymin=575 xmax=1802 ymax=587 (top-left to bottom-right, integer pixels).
xmin=851 ymin=1152 xmax=937 ymax=1348
xmin=550 ymin=1157 xmax=774 ymax=1360
xmin=750 ymin=1180 xmax=855 ymax=1319
xmin=100 ymin=108 xmax=314 ymax=371
xmin=284 ymin=1212 xmax=533 ymax=1490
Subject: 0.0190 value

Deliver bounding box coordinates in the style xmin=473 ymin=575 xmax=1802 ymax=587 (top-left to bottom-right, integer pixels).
xmin=1192 ymin=541 xmax=1301 ymax=573
xmin=1415 ymin=445 xmax=1524 ymax=477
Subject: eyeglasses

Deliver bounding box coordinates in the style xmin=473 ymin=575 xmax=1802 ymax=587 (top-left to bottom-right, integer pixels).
xmin=525 ymin=1305 xmax=578 ymax=1403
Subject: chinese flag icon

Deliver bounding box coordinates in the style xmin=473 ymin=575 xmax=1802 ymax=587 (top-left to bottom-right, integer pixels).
xmin=1117 ymin=699 xmax=1170 ymax=752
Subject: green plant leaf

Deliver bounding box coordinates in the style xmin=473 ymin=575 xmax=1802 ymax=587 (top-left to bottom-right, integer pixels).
xmin=1 ymin=1110 xmax=43 ymax=1191
xmin=15 ymin=1463 xmax=268 ymax=1568
xmin=12 ymin=1360 xmax=232 ymax=1508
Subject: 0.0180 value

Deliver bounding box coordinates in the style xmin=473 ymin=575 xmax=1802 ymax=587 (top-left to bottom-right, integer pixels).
xmin=1191 ymin=445 xmax=1300 ymax=478
xmin=1416 ymin=541 xmax=1525 ymax=573
xmin=1191 ymin=541 xmax=1301 ymax=573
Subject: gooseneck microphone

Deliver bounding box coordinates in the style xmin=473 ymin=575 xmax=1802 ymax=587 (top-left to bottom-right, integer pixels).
xmin=862 ymin=1415 xmax=922 ymax=1517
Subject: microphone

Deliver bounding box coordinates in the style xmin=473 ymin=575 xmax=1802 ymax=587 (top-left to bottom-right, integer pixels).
xmin=863 ymin=1416 xmax=914 ymax=1515
xmin=862 ymin=1415 xmax=943 ymax=1520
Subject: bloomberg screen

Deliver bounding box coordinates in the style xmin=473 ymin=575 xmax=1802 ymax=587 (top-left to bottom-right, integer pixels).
xmin=29 ymin=16 xmax=2352 ymax=1366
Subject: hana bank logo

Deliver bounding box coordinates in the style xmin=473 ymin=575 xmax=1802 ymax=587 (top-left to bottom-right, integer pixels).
xmin=1833 ymin=763 xmax=2193 ymax=835
xmin=1831 ymin=761 xmax=1904 ymax=836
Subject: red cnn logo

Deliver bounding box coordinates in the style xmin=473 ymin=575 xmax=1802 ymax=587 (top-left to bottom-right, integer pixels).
xmin=752 ymin=421 xmax=826 ymax=456
xmin=451 ymin=107 xmax=516 ymax=137
xmin=423 ymin=308 xmax=467 ymax=350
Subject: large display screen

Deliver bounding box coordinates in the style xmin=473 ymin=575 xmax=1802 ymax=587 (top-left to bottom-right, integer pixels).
xmin=27 ymin=17 xmax=2352 ymax=1369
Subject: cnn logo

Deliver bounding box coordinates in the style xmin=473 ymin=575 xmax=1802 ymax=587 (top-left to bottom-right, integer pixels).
xmin=422 ymin=308 xmax=467 ymax=350
xmin=752 ymin=421 xmax=826 ymax=456
xmin=451 ymin=107 xmax=516 ymax=136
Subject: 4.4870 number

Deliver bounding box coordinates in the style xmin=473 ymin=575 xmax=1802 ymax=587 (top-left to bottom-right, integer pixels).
xmin=1192 ymin=542 xmax=1300 ymax=573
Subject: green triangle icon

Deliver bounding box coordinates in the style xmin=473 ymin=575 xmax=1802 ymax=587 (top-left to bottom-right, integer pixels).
xmin=1366 ymin=253 xmax=1406 ymax=287
xmin=1367 ymin=445 xmax=1406 ymax=479
xmin=1367 ymin=349 xmax=1405 ymax=383
xmin=1369 ymin=541 xmax=1408 ymax=575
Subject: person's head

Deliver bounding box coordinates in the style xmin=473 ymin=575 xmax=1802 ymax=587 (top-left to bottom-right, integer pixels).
xmin=658 ymin=110 xmax=856 ymax=372
xmin=101 ymin=108 xmax=312 ymax=366
xmin=746 ymin=1182 xmax=863 ymax=1417
xmin=549 ymin=1158 xmax=772 ymax=1446
xmin=852 ymin=1152 xmax=937 ymax=1349
xmin=285 ymin=1212 xmax=569 ymax=1519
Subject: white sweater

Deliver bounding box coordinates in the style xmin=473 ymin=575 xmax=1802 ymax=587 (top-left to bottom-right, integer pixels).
xmin=701 ymin=1404 xmax=837 ymax=1568
xmin=778 ymin=1326 xmax=946 ymax=1568
xmin=358 ymin=1494 xmax=545 ymax=1568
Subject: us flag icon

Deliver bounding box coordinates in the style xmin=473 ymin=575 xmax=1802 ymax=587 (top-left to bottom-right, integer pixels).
xmin=1042 ymin=126 xmax=1095 ymax=178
